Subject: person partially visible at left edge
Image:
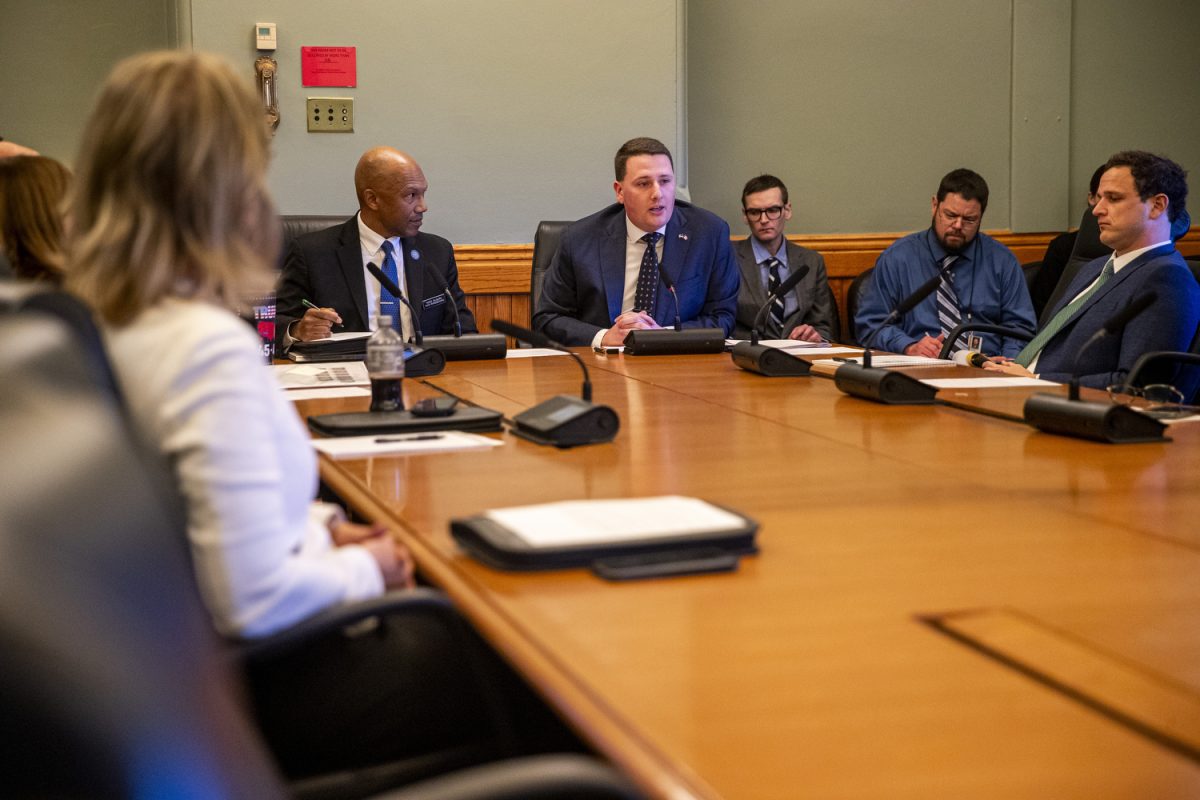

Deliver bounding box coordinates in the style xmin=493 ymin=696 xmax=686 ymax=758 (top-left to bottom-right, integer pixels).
xmin=732 ymin=174 xmax=835 ymax=342
xmin=275 ymin=146 xmax=476 ymax=350
xmin=532 ymin=136 xmax=739 ymax=347
xmin=854 ymin=168 xmax=1035 ymax=357
xmin=985 ymin=150 xmax=1200 ymax=389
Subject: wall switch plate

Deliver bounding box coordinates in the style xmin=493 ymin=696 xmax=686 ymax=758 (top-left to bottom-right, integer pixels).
xmin=306 ymin=97 xmax=354 ymax=132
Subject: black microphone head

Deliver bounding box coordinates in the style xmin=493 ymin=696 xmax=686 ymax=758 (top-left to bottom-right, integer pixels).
xmin=365 ymin=262 xmax=401 ymax=297
xmin=894 ymin=272 xmax=942 ymax=317
xmin=657 ymin=266 xmax=675 ymax=291
xmin=775 ymin=263 xmax=811 ymax=297
xmin=1104 ymin=292 xmax=1157 ymax=335
xmin=491 ymin=319 xmax=553 ymax=350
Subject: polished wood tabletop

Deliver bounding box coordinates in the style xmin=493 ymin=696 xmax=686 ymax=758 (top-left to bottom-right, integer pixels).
xmin=295 ymin=350 xmax=1200 ymax=799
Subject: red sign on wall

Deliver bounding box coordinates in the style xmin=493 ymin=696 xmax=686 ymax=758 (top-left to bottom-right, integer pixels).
xmin=301 ymin=46 xmax=357 ymax=87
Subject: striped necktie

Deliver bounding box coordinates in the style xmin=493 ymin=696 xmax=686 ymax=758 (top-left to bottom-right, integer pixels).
xmin=935 ymin=254 xmax=962 ymax=350
xmin=766 ymin=257 xmax=786 ymax=337
xmin=634 ymin=232 xmax=662 ymax=315
xmin=1015 ymin=256 xmax=1116 ymax=367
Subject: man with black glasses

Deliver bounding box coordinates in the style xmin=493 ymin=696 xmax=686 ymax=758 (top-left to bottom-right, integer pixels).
xmin=732 ymin=174 xmax=835 ymax=342
xmin=854 ymin=168 xmax=1035 ymax=357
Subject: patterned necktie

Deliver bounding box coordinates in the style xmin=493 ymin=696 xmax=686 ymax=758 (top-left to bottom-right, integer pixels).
xmin=634 ymin=232 xmax=662 ymax=315
xmin=1015 ymin=256 xmax=1116 ymax=367
xmin=935 ymin=254 xmax=962 ymax=350
xmin=766 ymin=257 xmax=786 ymax=337
xmin=379 ymin=240 xmax=404 ymax=336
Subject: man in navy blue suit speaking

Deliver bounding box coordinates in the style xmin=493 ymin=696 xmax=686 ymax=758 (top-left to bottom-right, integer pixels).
xmin=533 ymin=137 xmax=739 ymax=347
xmin=985 ymin=150 xmax=1200 ymax=389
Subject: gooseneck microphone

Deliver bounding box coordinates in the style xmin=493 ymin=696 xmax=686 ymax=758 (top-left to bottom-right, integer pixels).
xmin=657 ymin=267 xmax=683 ymax=332
xmin=729 ymin=263 xmax=815 ymax=377
xmin=858 ymin=269 xmax=944 ymax=362
xmin=492 ymin=319 xmax=592 ymax=401
xmin=749 ymin=264 xmax=810 ymax=346
xmin=1068 ymin=291 xmax=1158 ymax=400
xmin=1023 ymin=291 xmax=1167 ymax=443
xmin=416 ymin=257 xmax=462 ymax=337
xmin=489 ymin=320 xmax=619 ymax=447
xmin=366 ymin=262 xmax=424 ymax=345
xmin=831 ymin=265 xmax=955 ymax=404
xmin=414 ymin=259 xmax=508 ymax=361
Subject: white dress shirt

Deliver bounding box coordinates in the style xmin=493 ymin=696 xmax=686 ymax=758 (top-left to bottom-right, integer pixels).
xmin=106 ymin=298 xmax=384 ymax=638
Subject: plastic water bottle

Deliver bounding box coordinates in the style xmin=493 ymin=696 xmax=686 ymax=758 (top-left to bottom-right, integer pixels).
xmin=367 ymin=316 xmax=405 ymax=412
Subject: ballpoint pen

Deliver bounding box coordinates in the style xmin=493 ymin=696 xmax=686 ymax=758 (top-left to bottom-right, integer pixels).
xmin=374 ymin=434 xmax=445 ymax=443
xmin=301 ymin=298 xmax=343 ymax=328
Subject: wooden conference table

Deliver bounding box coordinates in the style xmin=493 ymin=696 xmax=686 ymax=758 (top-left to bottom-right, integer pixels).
xmin=295 ymin=349 xmax=1200 ymax=799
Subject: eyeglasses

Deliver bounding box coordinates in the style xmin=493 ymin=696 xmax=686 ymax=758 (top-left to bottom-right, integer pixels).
xmin=1107 ymin=383 xmax=1200 ymax=420
xmin=744 ymin=205 xmax=784 ymax=221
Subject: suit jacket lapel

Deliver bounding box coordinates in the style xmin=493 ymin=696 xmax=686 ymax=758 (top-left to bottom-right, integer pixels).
xmin=658 ymin=207 xmax=693 ymax=325
xmin=601 ymin=213 xmax=627 ymax=323
xmin=1059 ymin=244 xmax=1174 ymax=328
xmin=336 ymin=220 xmax=369 ymax=329
xmin=737 ymin=239 xmax=769 ymax=309
xmin=401 ymin=237 xmax=425 ymax=315
xmin=785 ymin=243 xmax=810 ymax=310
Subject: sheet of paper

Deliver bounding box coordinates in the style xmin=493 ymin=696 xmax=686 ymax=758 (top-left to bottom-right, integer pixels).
xmin=285 ymin=387 xmax=371 ymax=401
xmin=922 ymin=377 xmax=1060 ymax=389
xmin=312 ymin=430 xmax=502 ymax=459
xmin=505 ymin=348 xmax=569 ymax=359
xmin=272 ymin=361 xmax=370 ymax=389
xmin=484 ymin=495 xmax=745 ymax=548
xmin=812 ymin=355 xmax=951 ymax=369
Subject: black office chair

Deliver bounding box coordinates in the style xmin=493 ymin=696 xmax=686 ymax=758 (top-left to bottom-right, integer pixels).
xmin=1022 ymin=260 xmax=1042 ymax=294
xmin=0 ymin=297 xmax=641 ymax=800
xmin=824 ymin=283 xmax=842 ymax=344
xmin=1039 ymin=207 xmax=1110 ymax=328
xmin=280 ymin=214 xmax=352 ymax=264
xmin=845 ymin=266 xmax=874 ymax=346
xmin=529 ymin=220 xmax=572 ymax=317
xmin=0 ymin=282 xmax=121 ymax=403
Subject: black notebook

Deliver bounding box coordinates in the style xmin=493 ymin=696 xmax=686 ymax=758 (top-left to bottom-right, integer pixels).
xmin=308 ymin=405 xmax=502 ymax=437
xmin=451 ymin=496 xmax=758 ymax=580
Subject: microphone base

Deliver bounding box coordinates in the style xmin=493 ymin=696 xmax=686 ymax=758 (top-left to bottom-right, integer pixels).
xmin=730 ymin=342 xmax=811 ymax=377
xmin=510 ymin=394 xmax=620 ymax=448
xmin=1023 ymin=393 xmax=1169 ymax=444
xmin=624 ymin=328 xmax=726 ymax=356
xmin=403 ymin=345 xmax=446 ymax=377
xmin=833 ymin=363 xmax=937 ymax=405
xmin=422 ymin=333 xmax=507 ymax=361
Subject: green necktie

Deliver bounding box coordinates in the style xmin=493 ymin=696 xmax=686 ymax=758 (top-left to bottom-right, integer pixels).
xmin=1015 ymin=257 xmax=1115 ymax=367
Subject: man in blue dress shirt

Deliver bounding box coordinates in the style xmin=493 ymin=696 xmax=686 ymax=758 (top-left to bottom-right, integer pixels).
xmin=854 ymin=168 xmax=1036 ymax=357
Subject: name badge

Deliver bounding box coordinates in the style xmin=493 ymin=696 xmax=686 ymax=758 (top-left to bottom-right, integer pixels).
xmin=422 ymin=294 xmax=446 ymax=309
xmin=967 ymin=333 xmax=984 ymax=352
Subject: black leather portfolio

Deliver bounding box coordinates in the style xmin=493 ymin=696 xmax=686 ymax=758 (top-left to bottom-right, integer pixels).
xmin=451 ymin=496 xmax=758 ymax=580
xmin=308 ymin=404 xmax=502 ymax=437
